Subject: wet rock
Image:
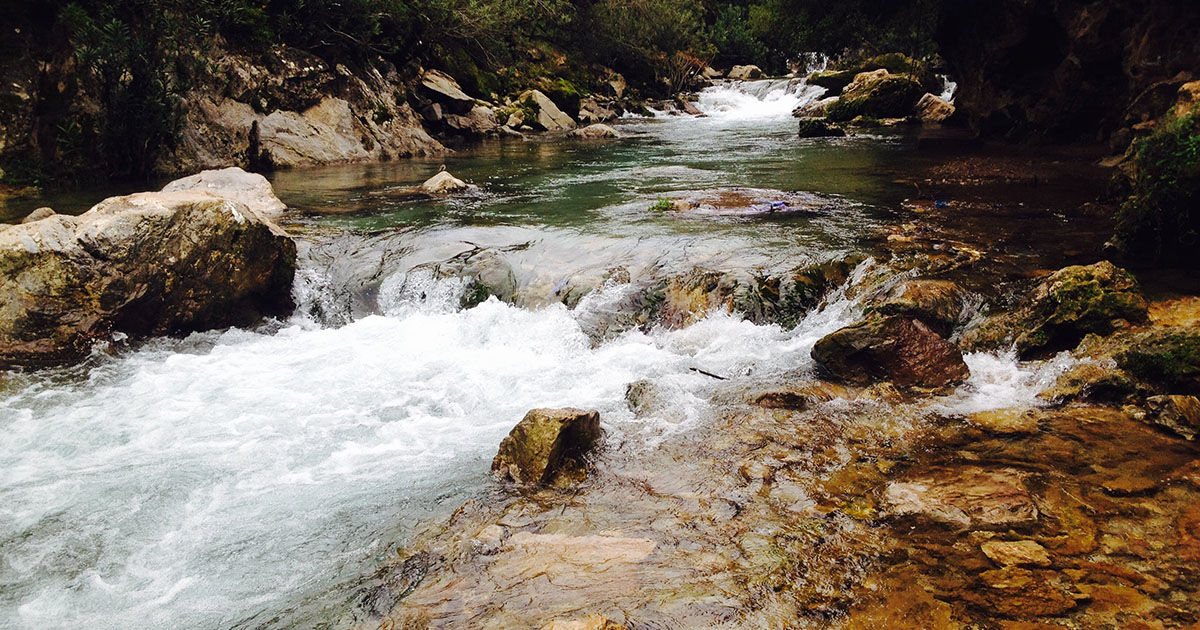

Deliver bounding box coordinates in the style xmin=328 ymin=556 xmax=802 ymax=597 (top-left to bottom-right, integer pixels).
xmin=625 ymin=380 xmax=665 ymax=416
xmin=21 ymin=207 xmax=55 ymax=223
xmin=418 ymin=69 xmax=475 ymax=115
xmin=796 ymin=118 xmax=846 ymax=138
xmin=519 ymin=89 xmax=577 ymax=132
xmin=568 ymin=124 xmax=619 ymax=139
xmin=0 ymin=191 xmax=296 ymax=368
xmin=966 ymin=567 xmax=1078 ymax=617
xmin=492 ymin=408 xmax=602 ymax=486
xmin=749 ymin=389 xmax=808 ymax=410
xmin=676 ymin=97 xmax=704 ymax=116
xmin=866 ymin=279 xmax=966 ymax=336
xmin=1144 ymin=395 xmax=1200 ymax=440
xmin=963 ymin=261 xmax=1149 ymax=357
xmin=441 ymin=248 xmax=517 ymax=307
xmin=1109 ymin=326 xmax=1200 ymax=393
xmin=981 ymin=540 xmax=1052 ymax=567
xmin=444 ymin=105 xmax=500 ymax=135
xmin=967 ymin=408 xmax=1041 ymax=434
xmin=419 ymin=171 xmax=472 ymax=194
xmin=807 ymin=70 xmax=858 ymax=95
xmin=727 ymin=65 xmax=763 ymax=80
xmin=1038 ymin=361 xmax=1140 ymax=404
xmin=882 ymin=467 xmax=1038 ymax=529
xmin=161 ymin=166 xmax=287 ymax=217
xmin=825 ymin=70 xmax=924 ymax=123
xmin=577 ymin=97 xmax=620 ymax=124
xmin=915 ymin=93 xmax=956 ymax=123
xmin=792 ymin=96 xmax=839 ymax=118
xmin=811 ymin=316 xmax=970 ymax=388
xmin=541 ymin=615 xmax=628 ymax=630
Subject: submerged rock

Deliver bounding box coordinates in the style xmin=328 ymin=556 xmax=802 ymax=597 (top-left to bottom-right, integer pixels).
xmin=0 ymin=190 xmax=296 ymax=368
xmin=419 ymin=170 xmax=473 ymax=194
xmin=811 ymin=315 xmax=970 ymax=387
xmin=161 ymin=166 xmax=287 ymax=217
xmin=727 ymin=65 xmax=763 ymax=80
xmin=492 ymin=408 xmax=602 ymax=486
xmin=882 ymin=467 xmax=1038 ymax=529
xmin=963 ymin=261 xmax=1148 ymax=357
xmin=541 ymin=615 xmax=628 ymax=630
xmin=980 ymin=540 xmax=1052 ymax=567
xmin=796 ymin=118 xmax=846 ymax=138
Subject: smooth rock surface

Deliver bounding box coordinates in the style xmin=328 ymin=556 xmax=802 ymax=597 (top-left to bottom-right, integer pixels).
xmin=520 ymin=89 xmax=577 ymax=131
xmin=419 ymin=171 xmax=472 ymax=194
xmin=162 ymin=166 xmax=287 ymax=217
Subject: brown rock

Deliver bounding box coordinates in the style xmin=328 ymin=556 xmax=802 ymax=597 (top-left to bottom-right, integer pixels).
xmin=915 ymin=93 xmax=956 ymax=123
xmin=1144 ymin=394 xmax=1200 ymax=440
xmin=882 ymin=467 xmax=1038 ymax=529
xmin=867 ymin=279 xmax=966 ymax=335
xmin=981 ymin=540 xmax=1052 ymax=567
xmin=968 ymin=567 xmax=1077 ymax=617
xmin=541 ymin=615 xmax=628 ymax=630
xmin=811 ymin=315 xmax=970 ymax=387
xmin=968 ymin=408 xmax=1040 ymax=434
xmin=492 ymin=408 xmax=602 ymax=485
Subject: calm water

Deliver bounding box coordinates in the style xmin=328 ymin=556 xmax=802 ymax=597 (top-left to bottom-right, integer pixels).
xmin=1 ymin=81 xmax=1026 ymax=629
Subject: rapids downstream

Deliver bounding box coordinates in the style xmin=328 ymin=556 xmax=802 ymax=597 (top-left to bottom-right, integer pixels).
xmin=2 ymin=79 xmax=1083 ymax=629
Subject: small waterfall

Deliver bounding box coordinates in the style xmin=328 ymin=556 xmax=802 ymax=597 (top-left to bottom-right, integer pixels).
xmin=694 ymin=78 xmax=827 ymax=119
xmin=937 ymin=74 xmax=958 ymax=102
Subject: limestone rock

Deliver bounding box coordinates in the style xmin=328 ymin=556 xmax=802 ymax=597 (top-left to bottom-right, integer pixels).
xmin=915 ymin=93 xmax=956 ymax=123
xmin=519 ymin=89 xmax=577 ymax=131
xmin=728 ymin=65 xmax=764 ymax=80
xmin=1144 ymin=394 xmax=1200 ymax=439
xmin=981 ymin=540 xmax=1052 ymax=567
xmin=867 ymin=279 xmax=966 ymax=336
xmin=811 ymin=316 xmax=970 ymax=387
xmin=21 ymin=208 xmax=55 ymax=223
xmin=882 ymin=467 xmax=1038 ymax=529
xmin=161 ymin=167 xmax=286 ymax=217
xmin=826 ymin=70 xmax=924 ymax=122
xmin=792 ymin=96 xmax=839 ymax=118
xmin=796 ymin=118 xmax=846 ymax=138
xmin=492 ymin=408 xmax=602 ymax=485
xmin=569 ymin=124 xmax=619 ymax=139
xmin=444 ymin=105 xmax=500 ymax=135
xmin=418 ymin=69 xmax=475 ymax=115
xmin=0 ymin=191 xmax=296 ymax=368
xmin=418 ymin=171 xmax=472 ymax=194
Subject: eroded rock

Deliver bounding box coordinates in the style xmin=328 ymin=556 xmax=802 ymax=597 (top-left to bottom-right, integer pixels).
xmin=882 ymin=467 xmax=1038 ymax=529
xmin=981 ymin=540 xmax=1052 ymax=567
xmin=21 ymin=207 xmax=55 ymax=223
xmin=492 ymin=408 xmax=602 ymax=485
xmin=727 ymin=65 xmax=763 ymax=80
xmin=419 ymin=171 xmax=473 ymax=194
xmin=161 ymin=166 xmax=287 ymax=217
xmin=1144 ymin=394 xmax=1200 ymax=439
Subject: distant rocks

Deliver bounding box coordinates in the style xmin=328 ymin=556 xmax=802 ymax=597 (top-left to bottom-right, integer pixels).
xmin=492 ymin=408 xmax=602 ymax=486
xmin=519 ymin=89 xmax=577 ymax=132
xmin=418 ymin=69 xmax=476 ymax=115
xmin=0 ymin=188 xmax=296 ymax=368
xmin=727 ymin=65 xmax=764 ymax=80
xmin=569 ymin=124 xmax=620 ymax=139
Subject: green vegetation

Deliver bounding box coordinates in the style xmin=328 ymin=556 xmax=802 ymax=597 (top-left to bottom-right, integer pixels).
xmin=649 ymin=197 xmax=674 ymax=212
xmin=1113 ymin=112 xmax=1200 ymax=268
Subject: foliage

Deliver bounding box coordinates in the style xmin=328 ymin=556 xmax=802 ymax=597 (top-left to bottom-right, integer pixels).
xmin=649 ymin=197 xmax=674 ymax=212
xmin=1114 ymin=112 xmax=1200 ymax=267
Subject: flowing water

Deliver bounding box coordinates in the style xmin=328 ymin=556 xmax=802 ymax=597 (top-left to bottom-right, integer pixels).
xmin=1 ymin=80 xmax=1077 ymax=630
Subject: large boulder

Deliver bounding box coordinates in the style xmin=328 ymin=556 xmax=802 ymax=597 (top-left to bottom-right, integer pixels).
xmin=492 ymin=408 xmax=602 ymax=485
xmin=418 ymin=69 xmax=475 ymax=115
xmin=811 ymin=315 xmax=970 ymax=387
xmin=444 ymin=105 xmax=500 ymax=135
xmin=728 ymin=65 xmax=764 ymax=80
xmin=807 ymin=70 xmax=858 ymax=95
xmin=792 ymin=96 xmax=839 ymax=118
xmin=161 ymin=166 xmax=286 ymax=217
xmin=0 ymin=191 xmax=296 ymax=368
xmin=796 ymin=118 xmax=846 ymax=138
xmin=866 ymin=279 xmax=966 ymax=336
xmin=419 ymin=171 xmax=473 ymax=194
xmin=518 ymin=90 xmax=577 ymax=132
xmin=825 ymin=70 xmax=924 ymax=122
xmin=962 ymin=261 xmax=1149 ymax=357
xmin=914 ymin=93 xmax=956 ymax=123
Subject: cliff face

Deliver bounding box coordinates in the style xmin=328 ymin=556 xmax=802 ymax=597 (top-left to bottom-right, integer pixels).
xmin=937 ymin=0 xmax=1200 ymax=145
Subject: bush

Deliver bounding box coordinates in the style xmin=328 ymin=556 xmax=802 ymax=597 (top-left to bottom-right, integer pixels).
xmin=1113 ymin=112 xmax=1200 ymax=267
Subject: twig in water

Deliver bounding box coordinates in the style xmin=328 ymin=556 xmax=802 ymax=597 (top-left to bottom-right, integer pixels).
xmin=690 ymin=367 xmax=727 ymax=380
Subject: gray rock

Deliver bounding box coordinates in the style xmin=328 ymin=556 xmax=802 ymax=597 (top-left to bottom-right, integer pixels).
xmin=418 ymin=171 xmax=473 ymax=194
xmin=568 ymin=124 xmax=619 ymax=139
xmin=21 ymin=208 xmax=55 ymax=223
xmin=162 ymin=167 xmax=287 ymax=217
xmin=519 ymin=89 xmax=577 ymax=131
xmin=418 ymin=69 xmax=475 ymax=115
xmin=728 ymin=65 xmax=764 ymax=80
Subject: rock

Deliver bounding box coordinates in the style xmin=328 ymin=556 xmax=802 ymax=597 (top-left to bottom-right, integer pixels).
xmin=21 ymin=207 xmax=55 ymax=223
xmin=796 ymin=118 xmax=846 ymax=138
xmin=792 ymin=96 xmax=839 ymax=118
xmin=541 ymin=615 xmax=628 ymax=630
xmin=418 ymin=171 xmax=472 ymax=194
xmin=825 ymin=70 xmax=924 ymax=122
xmin=966 ymin=567 xmax=1078 ymax=617
xmin=568 ymin=124 xmax=619 ymax=139
xmin=701 ymin=66 xmax=724 ymax=79
xmin=807 ymin=70 xmax=858 ymax=95
xmin=915 ymin=93 xmax=956 ymax=123
xmin=866 ymin=279 xmax=966 ymax=336
xmin=749 ymin=389 xmax=808 ymax=409
xmin=443 ymin=105 xmax=500 ymax=135
xmin=962 ymin=261 xmax=1149 ymax=357
xmin=727 ymin=65 xmax=764 ymax=80
xmin=811 ymin=316 xmax=970 ymax=388
xmin=1110 ymin=326 xmax=1200 ymax=393
xmin=0 ymin=191 xmax=296 ymax=368
xmin=968 ymin=408 xmax=1041 ymax=434
xmin=1038 ymin=361 xmax=1140 ymax=404
xmin=418 ymin=69 xmax=475 ymax=115
xmin=161 ymin=166 xmax=287 ymax=217
xmin=491 ymin=408 xmax=602 ymax=485
xmin=882 ymin=467 xmax=1039 ymax=529
xmin=519 ymin=89 xmax=577 ymax=132
xmin=408 ymin=247 xmax=516 ymax=307
xmin=1144 ymin=395 xmax=1200 ymax=439
xmin=607 ymin=72 xmax=627 ymax=99
xmin=578 ymin=97 xmax=619 ymax=124
xmin=676 ymin=97 xmax=703 ymax=116
xmin=981 ymin=540 xmax=1052 ymax=567
xmin=625 ymin=380 xmax=665 ymax=416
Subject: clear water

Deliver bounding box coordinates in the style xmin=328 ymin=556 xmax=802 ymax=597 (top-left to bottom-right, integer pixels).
xmin=0 ymin=81 xmax=1053 ymax=630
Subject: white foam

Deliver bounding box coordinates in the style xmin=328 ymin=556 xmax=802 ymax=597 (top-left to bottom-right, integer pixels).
xmin=931 ymin=349 xmax=1079 ymax=416
xmin=695 ymin=79 xmax=827 ymax=120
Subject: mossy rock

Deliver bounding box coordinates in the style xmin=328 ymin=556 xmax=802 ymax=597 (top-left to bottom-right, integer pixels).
xmin=825 ymin=72 xmax=923 ymax=123
xmin=1113 ymin=327 xmax=1200 ymax=392
xmin=796 ymin=117 xmax=846 ymax=138
xmin=807 ymin=70 xmax=858 ymax=94
xmin=491 ymin=408 xmax=602 ymax=486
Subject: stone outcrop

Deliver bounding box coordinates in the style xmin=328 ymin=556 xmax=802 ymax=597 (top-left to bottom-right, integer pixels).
xmin=161 ymin=167 xmax=286 ymax=217
xmin=825 ymin=70 xmax=924 ymax=122
xmin=962 ymin=261 xmax=1148 ymax=357
xmin=519 ymin=89 xmax=577 ymax=132
xmin=492 ymin=408 xmax=602 ymax=486
xmin=418 ymin=69 xmax=476 ymax=115
xmin=936 ymin=0 xmax=1200 ymax=142
xmin=811 ymin=316 xmax=970 ymax=387
xmin=0 ymin=190 xmax=296 ymax=368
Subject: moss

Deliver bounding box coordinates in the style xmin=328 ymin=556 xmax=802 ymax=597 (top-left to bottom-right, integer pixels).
xmin=1115 ymin=328 xmax=1200 ymax=389
xmin=541 ymin=77 xmax=582 ymax=118
xmin=649 ymin=197 xmax=673 ymax=212
xmin=826 ymin=74 xmax=923 ymax=122
xmin=797 ymin=117 xmax=845 ymax=138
